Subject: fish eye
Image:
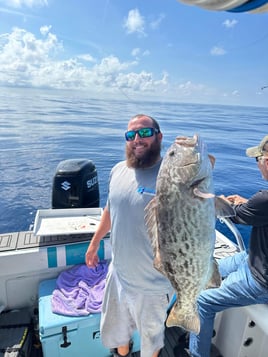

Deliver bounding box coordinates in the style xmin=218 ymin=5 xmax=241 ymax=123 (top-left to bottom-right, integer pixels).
xmin=169 ymin=150 xmax=175 ymax=157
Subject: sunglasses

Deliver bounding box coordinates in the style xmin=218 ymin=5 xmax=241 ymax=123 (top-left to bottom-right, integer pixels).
xmin=256 ymin=156 xmax=262 ymax=162
xmin=125 ymin=127 xmax=160 ymax=141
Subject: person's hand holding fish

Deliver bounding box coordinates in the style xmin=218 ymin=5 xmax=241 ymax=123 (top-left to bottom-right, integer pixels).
xmin=220 ymin=194 xmax=248 ymax=205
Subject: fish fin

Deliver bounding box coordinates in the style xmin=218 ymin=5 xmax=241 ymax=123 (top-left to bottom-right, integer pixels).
xmin=208 ymin=154 xmax=216 ymax=168
xmin=166 ymin=302 xmax=200 ymax=334
xmin=206 ymin=259 xmax=221 ymax=288
xmin=215 ymin=196 xmax=236 ymax=218
xmin=154 ymin=249 xmax=165 ymax=273
xmin=144 ymin=198 xmax=165 ymax=274
xmin=144 ymin=198 xmax=158 ymax=246
xmin=193 ymin=187 xmax=214 ymax=199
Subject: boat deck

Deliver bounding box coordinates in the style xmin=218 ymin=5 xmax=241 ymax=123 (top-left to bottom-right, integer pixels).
xmin=0 ymin=230 xmax=94 ymax=252
xmin=1 ymin=228 xmax=238 ymax=357
xmin=30 ymin=325 xmax=222 ymax=357
xmin=0 ymin=228 xmax=238 ymax=256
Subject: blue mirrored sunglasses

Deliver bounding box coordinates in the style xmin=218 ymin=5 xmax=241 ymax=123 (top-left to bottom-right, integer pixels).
xmin=125 ymin=127 xmax=160 ymax=141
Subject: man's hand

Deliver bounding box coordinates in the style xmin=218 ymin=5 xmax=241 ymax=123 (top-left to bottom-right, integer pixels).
xmin=85 ymin=244 xmax=99 ymax=268
xmin=220 ymin=194 xmax=248 ymax=205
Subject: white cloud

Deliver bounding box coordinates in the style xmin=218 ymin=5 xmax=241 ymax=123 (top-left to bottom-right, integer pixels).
xmin=77 ymin=54 xmax=96 ymax=63
xmin=0 ymin=0 xmax=48 ymax=7
xmin=178 ymin=80 xmax=205 ymax=94
xmin=40 ymin=25 xmax=51 ymax=36
xmin=93 ymin=55 xmax=137 ymax=75
xmin=222 ymin=90 xmax=240 ymax=98
xmin=0 ymin=26 xmax=169 ymax=95
xmin=232 ymin=90 xmax=239 ymax=96
xmin=116 ymin=70 xmax=168 ymax=92
xmin=0 ymin=26 xmax=222 ymax=103
xmin=0 ymin=26 xmax=61 ymax=63
xmin=142 ymin=49 xmax=150 ymax=56
xmin=210 ymin=46 xmax=226 ymax=56
xmin=131 ymin=48 xmax=150 ymax=58
xmin=131 ymin=48 xmax=140 ymax=57
xmin=222 ymin=19 xmax=238 ymax=29
xmin=123 ymin=10 xmax=164 ymax=37
xmin=123 ymin=9 xmax=146 ymax=36
xmin=150 ymin=13 xmax=165 ymax=30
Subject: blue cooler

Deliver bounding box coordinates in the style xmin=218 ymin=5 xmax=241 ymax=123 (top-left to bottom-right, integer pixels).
xmin=39 ymin=278 xmax=111 ymax=357
xmin=39 ymin=278 xmax=140 ymax=356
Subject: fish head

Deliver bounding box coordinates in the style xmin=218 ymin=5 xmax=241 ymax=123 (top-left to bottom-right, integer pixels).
xmin=158 ymin=134 xmax=214 ymax=196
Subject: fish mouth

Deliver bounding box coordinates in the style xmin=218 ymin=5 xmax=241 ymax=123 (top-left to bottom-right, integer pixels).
xmin=182 ymin=160 xmax=198 ymax=167
xmin=175 ymin=134 xmax=198 ymax=147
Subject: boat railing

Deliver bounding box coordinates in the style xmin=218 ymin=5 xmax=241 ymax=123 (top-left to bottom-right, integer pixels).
xmin=219 ymin=217 xmax=246 ymax=252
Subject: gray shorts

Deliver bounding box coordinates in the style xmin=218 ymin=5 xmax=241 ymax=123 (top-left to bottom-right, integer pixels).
xmin=100 ymin=266 xmax=173 ymax=357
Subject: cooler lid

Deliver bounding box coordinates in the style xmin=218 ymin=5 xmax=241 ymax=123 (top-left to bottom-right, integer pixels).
xmin=39 ymin=279 xmax=101 ymax=338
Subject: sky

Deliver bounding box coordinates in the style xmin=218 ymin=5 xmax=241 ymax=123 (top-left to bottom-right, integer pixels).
xmin=0 ymin=0 xmax=268 ymax=107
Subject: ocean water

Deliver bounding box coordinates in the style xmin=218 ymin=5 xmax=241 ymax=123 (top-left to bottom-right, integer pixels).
xmin=1 ymin=87 xmax=267 ymax=247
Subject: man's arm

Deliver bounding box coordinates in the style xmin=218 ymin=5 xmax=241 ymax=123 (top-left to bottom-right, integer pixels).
xmin=85 ymin=206 xmax=111 ymax=267
xmin=221 ymin=191 xmax=268 ymax=226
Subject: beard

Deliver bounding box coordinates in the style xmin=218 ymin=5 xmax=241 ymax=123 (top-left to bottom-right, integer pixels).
xmin=126 ymin=138 xmax=161 ymax=169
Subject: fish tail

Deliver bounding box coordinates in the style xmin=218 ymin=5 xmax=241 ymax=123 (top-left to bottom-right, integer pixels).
xmin=166 ymin=303 xmax=200 ymax=334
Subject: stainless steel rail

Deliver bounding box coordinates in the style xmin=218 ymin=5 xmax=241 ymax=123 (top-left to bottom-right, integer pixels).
xmin=219 ymin=217 xmax=246 ymax=252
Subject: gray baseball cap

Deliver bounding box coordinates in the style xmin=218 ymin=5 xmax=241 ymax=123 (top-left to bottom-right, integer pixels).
xmin=246 ymin=135 xmax=268 ymax=158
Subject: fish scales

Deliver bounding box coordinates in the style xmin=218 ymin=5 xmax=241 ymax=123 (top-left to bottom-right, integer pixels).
xmin=145 ymin=134 xmax=220 ymax=334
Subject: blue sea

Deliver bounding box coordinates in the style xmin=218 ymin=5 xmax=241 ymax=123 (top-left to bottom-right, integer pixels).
xmin=1 ymin=87 xmax=267 ymax=247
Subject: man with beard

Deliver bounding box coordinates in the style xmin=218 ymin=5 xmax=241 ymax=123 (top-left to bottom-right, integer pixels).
xmin=85 ymin=114 xmax=173 ymax=357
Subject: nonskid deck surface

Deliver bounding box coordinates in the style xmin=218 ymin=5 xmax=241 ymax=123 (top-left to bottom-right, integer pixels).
xmin=131 ymin=326 xmax=221 ymax=357
xmin=0 ymin=230 xmax=93 ymax=252
xmin=0 ymin=229 xmax=238 ymax=255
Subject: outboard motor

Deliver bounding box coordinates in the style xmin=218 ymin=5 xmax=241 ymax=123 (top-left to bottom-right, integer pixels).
xmin=52 ymin=159 xmax=100 ymax=208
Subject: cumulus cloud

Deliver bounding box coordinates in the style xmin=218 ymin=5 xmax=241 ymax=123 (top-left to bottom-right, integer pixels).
xmin=123 ymin=9 xmax=165 ymax=36
xmin=178 ymin=81 xmax=206 ymax=95
xmin=0 ymin=26 xmax=218 ymax=102
xmin=123 ymin=8 xmax=146 ymax=36
xmin=77 ymin=54 xmax=96 ymax=63
xmin=116 ymin=71 xmax=167 ymax=92
xmin=0 ymin=27 xmax=62 ymax=87
xmin=210 ymin=46 xmax=226 ymax=56
xmin=40 ymin=25 xmax=51 ymax=36
xmin=0 ymin=26 xmax=61 ymax=62
xmin=0 ymin=26 xmax=170 ymax=96
xmin=222 ymin=19 xmax=238 ymax=29
xmin=93 ymin=55 xmax=136 ymax=75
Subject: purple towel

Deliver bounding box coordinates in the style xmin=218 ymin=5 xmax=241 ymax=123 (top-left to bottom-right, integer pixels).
xmin=51 ymin=261 xmax=109 ymax=316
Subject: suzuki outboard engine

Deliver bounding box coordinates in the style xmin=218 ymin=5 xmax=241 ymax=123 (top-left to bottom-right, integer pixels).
xmin=52 ymin=159 xmax=99 ymax=208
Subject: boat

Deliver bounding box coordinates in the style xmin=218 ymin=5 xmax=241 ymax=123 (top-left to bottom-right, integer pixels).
xmin=176 ymin=0 xmax=268 ymax=13
xmin=0 ymin=158 xmax=267 ymax=357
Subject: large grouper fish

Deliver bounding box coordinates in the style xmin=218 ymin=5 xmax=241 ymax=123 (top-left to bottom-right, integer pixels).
xmin=145 ymin=134 xmax=234 ymax=334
